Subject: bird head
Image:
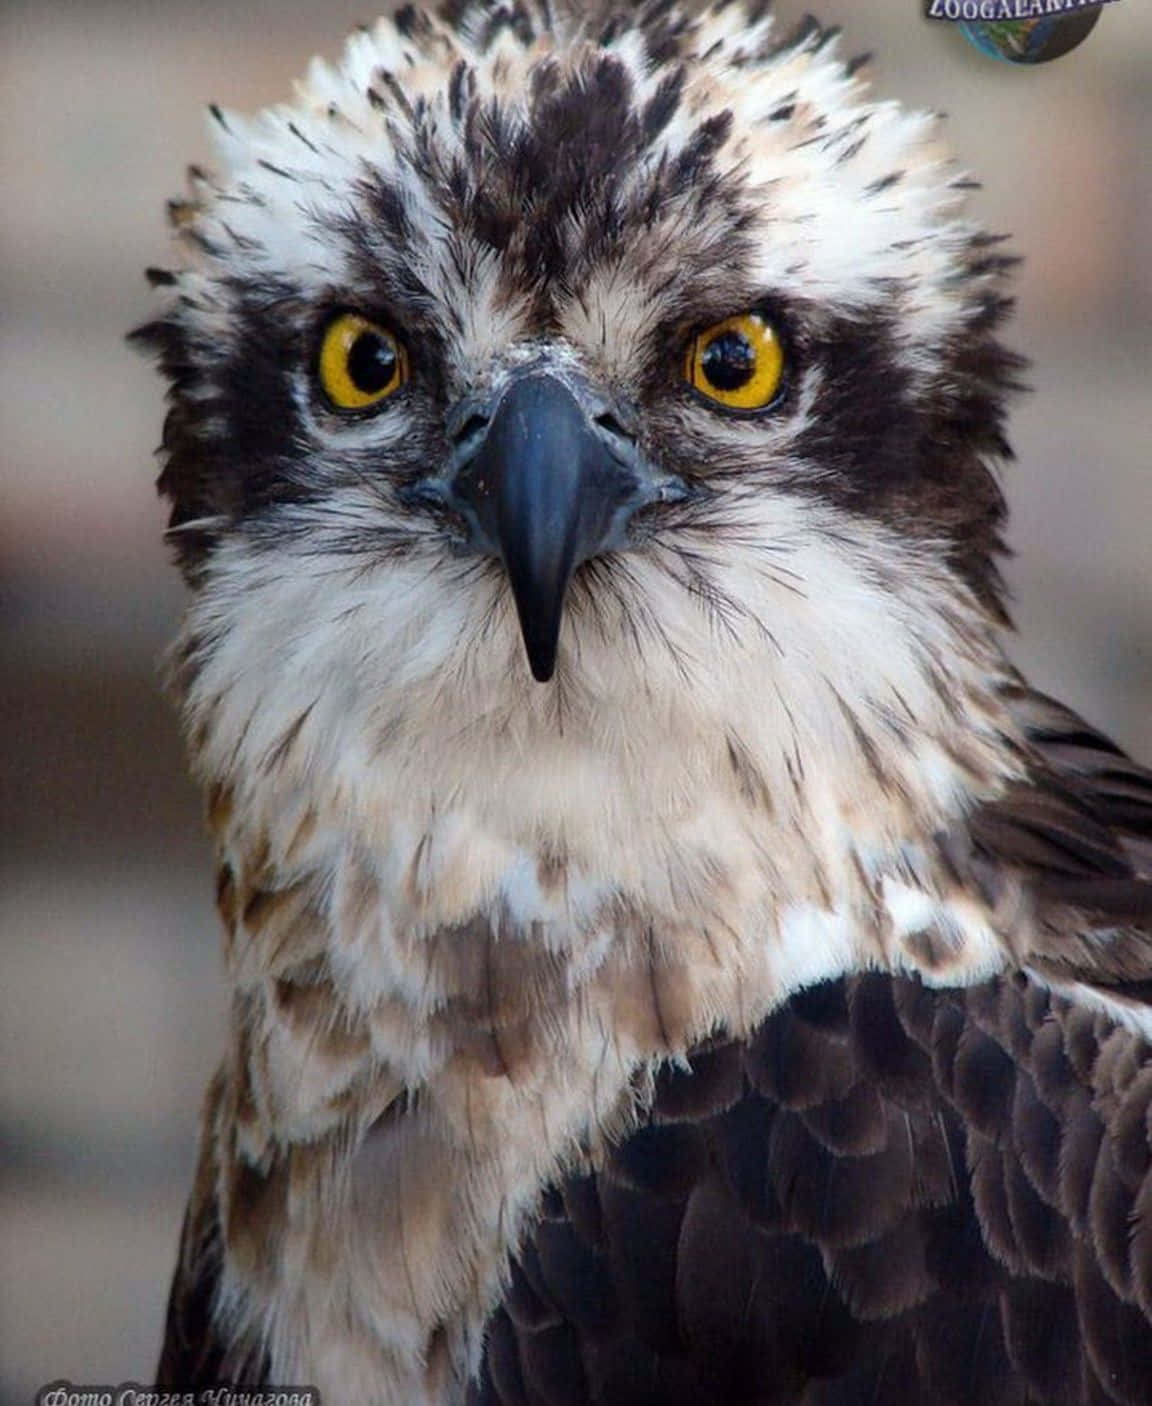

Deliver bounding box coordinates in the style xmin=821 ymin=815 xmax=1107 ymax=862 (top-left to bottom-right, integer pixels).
xmin=135 ymin=2 xmax=1023 ymax=810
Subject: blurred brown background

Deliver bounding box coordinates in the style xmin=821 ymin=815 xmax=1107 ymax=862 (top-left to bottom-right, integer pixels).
xmin=0 ymin=1 xmax=1148 ymax=1400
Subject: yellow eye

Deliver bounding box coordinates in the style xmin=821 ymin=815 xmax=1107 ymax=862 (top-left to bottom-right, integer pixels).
xmin=684 ymin=312 xmax=785 ymax=412
xmin=317 ymin=312 xmax=408 ymax=411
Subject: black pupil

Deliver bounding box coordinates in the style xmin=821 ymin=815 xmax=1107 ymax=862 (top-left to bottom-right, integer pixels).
xmin=347 ymin=330 xmax=397 ymax=394
xmin=701 ymin=330 xmax=756 ymax=392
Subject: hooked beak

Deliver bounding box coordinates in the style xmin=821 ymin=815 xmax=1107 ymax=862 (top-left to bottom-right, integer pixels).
xmin=434 ymin=372 xmax=684 ymax=682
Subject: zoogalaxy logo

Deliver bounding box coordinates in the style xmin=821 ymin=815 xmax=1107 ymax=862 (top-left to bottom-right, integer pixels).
xmin=926 ymin=0 xmax=1120 ymax=65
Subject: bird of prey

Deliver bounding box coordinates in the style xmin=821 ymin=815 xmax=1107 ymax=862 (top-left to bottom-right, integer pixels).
xmin=135 ymin=3 xmax=1152 ymax=1402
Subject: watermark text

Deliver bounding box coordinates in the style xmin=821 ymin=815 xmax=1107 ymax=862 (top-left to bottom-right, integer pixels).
xmin=928 ymin=0 xmax=1117 ymax=19
xmin=36 ymin=1384 xmax=321 ymax=1406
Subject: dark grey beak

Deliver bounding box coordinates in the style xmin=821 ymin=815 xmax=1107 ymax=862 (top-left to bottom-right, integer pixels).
xmin=440 ymin=372 xmax=682 ymax=682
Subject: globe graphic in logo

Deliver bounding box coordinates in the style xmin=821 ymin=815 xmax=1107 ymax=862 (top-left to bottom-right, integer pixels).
xmin=960 ymin=10 xmax=1104 ymax=64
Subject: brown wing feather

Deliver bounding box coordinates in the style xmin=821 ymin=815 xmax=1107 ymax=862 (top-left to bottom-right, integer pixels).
xmin=952 ymin=687 xmax=1152 ymax=1003
xmin=473 ymin=972 xmax=1152 ymax=1406
xmin=156 ymin=1071 xmax=269 ymax=1388
xmin=156 ymin=1200 xmax=231 ymax=1387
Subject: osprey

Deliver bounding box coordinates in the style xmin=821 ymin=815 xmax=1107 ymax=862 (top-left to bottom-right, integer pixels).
xmin=136 ymin=3 xmax=1152 ymax=1402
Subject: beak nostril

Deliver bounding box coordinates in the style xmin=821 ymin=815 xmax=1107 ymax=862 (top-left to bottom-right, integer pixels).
xmin=593 ymin=410 xmax=637 ymax=444
xmin=453 ymin=412 xmax=490 ymax=444
xmin=451 ymin=413 xmax=491 ymax=461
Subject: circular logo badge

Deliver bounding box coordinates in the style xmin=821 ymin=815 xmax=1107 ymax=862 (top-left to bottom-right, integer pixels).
xmin=959 ymin=10 xmax=1104 ymax=64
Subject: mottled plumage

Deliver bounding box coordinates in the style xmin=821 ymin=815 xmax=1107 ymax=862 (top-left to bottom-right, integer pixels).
xmin=136 ymin=3 xmax=1152 ymax=1403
